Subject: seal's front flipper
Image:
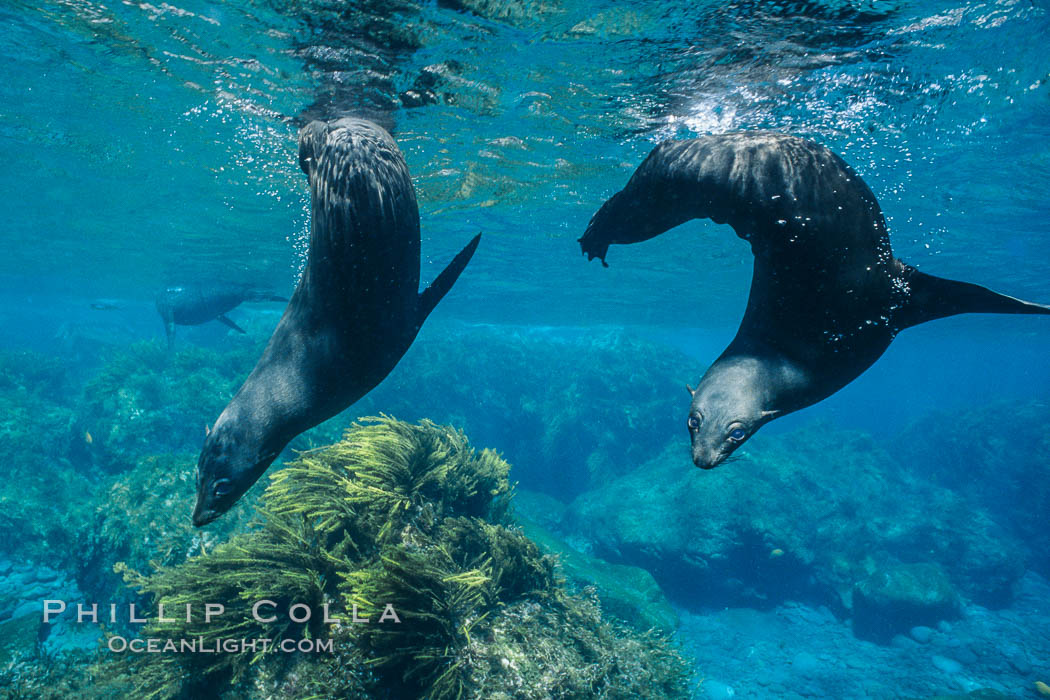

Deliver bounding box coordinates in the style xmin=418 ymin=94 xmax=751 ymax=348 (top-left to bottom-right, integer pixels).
xmin=897 ymin=266 xmax=1050 ymax=331
xmin=217 ymin=314 xmax=248 ymax=334
xmin=164 ymin=320 xmax=176 ymax=350
xmin=417 ymin=233 xmax=481 ymax=327
xmin=244 ymin=289 xmax=289 ymax=304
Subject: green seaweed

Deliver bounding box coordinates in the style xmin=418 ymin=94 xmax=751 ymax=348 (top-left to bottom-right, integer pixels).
xmin=90 ymin=417 xmax=690 ymax=699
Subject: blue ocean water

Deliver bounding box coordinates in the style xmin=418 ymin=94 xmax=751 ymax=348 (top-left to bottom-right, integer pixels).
xmin=1 ymin=1 xmax=1049 ymax=698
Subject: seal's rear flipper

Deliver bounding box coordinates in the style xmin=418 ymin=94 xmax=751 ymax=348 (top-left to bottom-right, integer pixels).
xmin=417 ymin=233 xmax=481 ymax=327
xmin=217 ymin=314 xmax=248 ymax=334
xmin=897 ymin=266 xmax=1050 ymax=330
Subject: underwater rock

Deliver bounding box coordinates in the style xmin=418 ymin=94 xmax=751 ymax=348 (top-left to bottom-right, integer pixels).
xmin=911 ymin=625 xmax=935 ymax=643
xmin=512 ymin=488 xmax=568 ymax=533
xmin=438 ymin=0 xmax=562 ymax=26
xmin=914 ymin=691 xmax=1016 ymax=700
xmin=565 ymin=8 xmax=652 ymax=38
xmin=566 ymin=425 xmax=1026 ymax=615
xmin=519 ymin=518 xmax=678 ymax=634
xmin=702 ymin=679 xmax=737 ymax=700
xmin=931 ymin=654 xmax=965 ymax=674
xmin=852 ymin=563 xmax=961 ymax=642
xmin=0 ymin=612 xmax=42 ymax=667
xmin=895 ymin=400 xmax=1050 ymax=579
xmin=400 ymin=61 xmax=501 ymax=114
xmin=0 ymin=558 xmax=92 ymax=665
xmin=791 ymin=650 xmax=821 ymax=677
xmin=66 ymin=325 xmax=700 ymax=505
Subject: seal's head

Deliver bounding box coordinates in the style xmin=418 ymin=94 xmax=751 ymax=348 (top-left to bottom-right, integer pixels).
xmin=686 ymin=356 xmax=783 ymax=469
xmin=192 ymin=414 xmax=277 ymax=527
xmin=297 ymin=119 xmax=330 ymax=177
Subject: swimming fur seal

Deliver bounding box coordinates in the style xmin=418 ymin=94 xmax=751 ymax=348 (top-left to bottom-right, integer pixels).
xmin=156 ymin=284 xmax=287 ymax=349
xmin=192 ymin=118 xmax=481 ymax=526
xmin=579 ymin=132 xmax=1050 ymax=469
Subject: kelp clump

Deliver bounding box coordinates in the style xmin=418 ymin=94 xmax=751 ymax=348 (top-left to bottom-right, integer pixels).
xmin=101 ymin=417 xmax=690 ymax=699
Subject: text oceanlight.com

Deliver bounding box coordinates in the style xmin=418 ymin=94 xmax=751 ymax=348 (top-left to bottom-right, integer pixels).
xmin=107 ymin=636 xmax=334 ymax=654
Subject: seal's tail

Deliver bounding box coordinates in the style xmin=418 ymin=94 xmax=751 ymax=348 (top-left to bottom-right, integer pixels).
xmin=417 ymin=233 xmax=482 ymax=328
xmin=896 ymin=265 xmax=1050 ymax=331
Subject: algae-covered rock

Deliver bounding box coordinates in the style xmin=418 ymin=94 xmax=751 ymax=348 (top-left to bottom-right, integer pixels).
xmin=0 ymin=612 xmax=41 ymax=666
xmin=895 ymin=400 xmax=1050 ymax=578
xmin=90 ymin=418 xmax=691 ymax=699
xmin=0 ymin=350 xmax=95 ymax=564
xmin=567 ymin=426 xmax=1026 ymax=614
xmin=73 ymin=341 xmax=257 ymax=473
xmin=852 ymin=562 xmax=961 ymax=642
xmin=520 ymin=518 xmax=678 ymax=634
xmin=513 ymin=488 xmax=568 ymax=533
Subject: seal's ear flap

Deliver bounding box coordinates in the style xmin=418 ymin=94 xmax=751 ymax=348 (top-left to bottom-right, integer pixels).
xmin=686 ymin=384 xmax=696 ymax=396
xmin=760 ymin=410 xmax=780 ymax=420
xmin=298 ymin=121 xmax=328 ymax=175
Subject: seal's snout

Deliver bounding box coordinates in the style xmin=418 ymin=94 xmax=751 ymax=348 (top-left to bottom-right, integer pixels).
xmin=191 ymin=503 xmax=219 ymax=528
xmin=692 ymin=452 xmax=725 ymax=470
xmin=690 ymin=439 xmax=728 ymax=470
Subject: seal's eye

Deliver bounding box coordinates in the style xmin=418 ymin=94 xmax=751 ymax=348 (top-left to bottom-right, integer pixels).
xmin=212 ymin=478 xmax=232 ymax=498
xmin=687 ymin=416 xmax=700 ymax=431
xmin=728 ymin=428 xmax=746 ymax=441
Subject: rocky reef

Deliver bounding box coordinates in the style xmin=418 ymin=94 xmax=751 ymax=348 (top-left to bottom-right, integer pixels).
xmin=565 ymin=425 xmax=1029 ymax=634
xmin=2 ymin=327 xmax=1048 ymax=698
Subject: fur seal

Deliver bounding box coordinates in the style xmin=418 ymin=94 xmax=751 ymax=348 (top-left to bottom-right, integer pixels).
xmin=156 ymin=284 xmax=287 ymax=348
xmin=579 ymin=132 xmax=1050 ymax=469
xmin=192 ymin=118 xmax=480 ymax=526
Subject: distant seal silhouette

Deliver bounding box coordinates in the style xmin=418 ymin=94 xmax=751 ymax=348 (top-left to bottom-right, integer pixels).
xmin=580 ymin=132 xmax=1050 ymax=469
xmin=156 ymin=284 xmax=287 ymax=349
xmin=192 ymin=118 xmax=480 ymax=526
